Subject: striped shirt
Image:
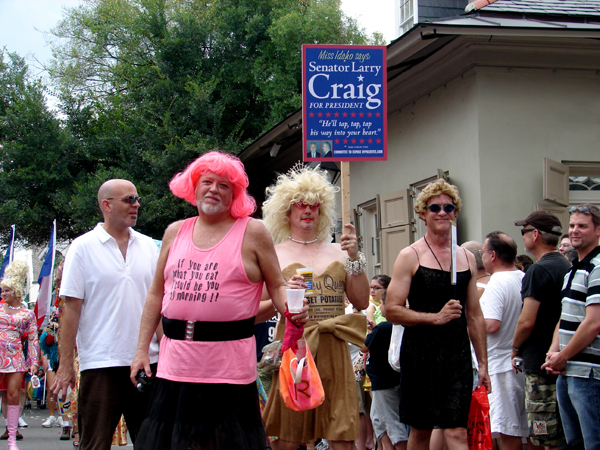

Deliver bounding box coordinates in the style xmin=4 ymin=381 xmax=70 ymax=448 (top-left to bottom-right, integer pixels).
xmin=559 ymin=245 xmax=600 ymax=379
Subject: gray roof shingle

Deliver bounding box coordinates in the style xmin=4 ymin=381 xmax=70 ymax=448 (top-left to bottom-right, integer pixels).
xmin=479 ymin=0 xmax=600 ymax=16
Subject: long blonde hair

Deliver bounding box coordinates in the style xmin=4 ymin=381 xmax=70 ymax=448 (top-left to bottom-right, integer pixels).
xmin=262 ymin=165 xmax=338 ymax=245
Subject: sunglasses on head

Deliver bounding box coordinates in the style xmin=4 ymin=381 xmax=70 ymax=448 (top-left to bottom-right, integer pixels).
xmin=426 ymin=203 xmax=456 ymax=214
xmin=569 ymin=206 xmax=592 ymax=214
xmin=107 ymin=195 xmax=141 ymax=205
xmin=295 ymin=201 xmax=321 ymax=211
xmin=569 ymin=205 xmax=600 ymax=224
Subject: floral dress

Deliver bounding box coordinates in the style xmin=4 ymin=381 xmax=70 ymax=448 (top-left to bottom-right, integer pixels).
xmin=0 ymin=308 xmax=39 ymax=373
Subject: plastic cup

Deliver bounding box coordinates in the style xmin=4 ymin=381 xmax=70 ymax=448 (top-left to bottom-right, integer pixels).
xmin=286 ymin=289 xmax=305 ymax=313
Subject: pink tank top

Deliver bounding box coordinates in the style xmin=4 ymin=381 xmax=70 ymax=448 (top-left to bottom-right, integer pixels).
xmin=157 ymin=216 xmax=262 ymax=384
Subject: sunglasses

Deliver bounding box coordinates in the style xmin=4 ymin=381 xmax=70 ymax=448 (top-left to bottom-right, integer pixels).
xmin=427 ymin=203 xmax=456 ymax=214
xmin=295 ymin=201 xmax=321 ymax=211
xmin=107 ymin=195 xmax=142 ymax=205
xmin=569 ymin=205 xmax=600 ymax=224
xmin=520 ymin=228 xmax=536 ymax=236
xmin=569 ymin=206 xmax=593 ymax=214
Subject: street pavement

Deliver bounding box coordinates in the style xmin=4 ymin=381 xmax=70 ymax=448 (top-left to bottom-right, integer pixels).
xmin=6 ymin=407 xmax=132 ymax=449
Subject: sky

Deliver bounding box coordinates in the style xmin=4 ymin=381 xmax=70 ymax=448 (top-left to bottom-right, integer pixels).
xmin=0 ymin=0 xmax=396 ymax=77
xmin=0 ymin=0 xmax=82 ymax=76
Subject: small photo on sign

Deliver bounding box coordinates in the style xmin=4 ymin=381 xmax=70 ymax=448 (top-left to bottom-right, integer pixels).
xmin=307 ymin=141 xmax=320 ymax=158
xmin=321 ymin=141 xmax=332 ymax=158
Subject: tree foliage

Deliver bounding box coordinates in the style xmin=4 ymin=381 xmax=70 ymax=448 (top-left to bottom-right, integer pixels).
xmin=0 ymin=50 xmax=80 ymax=244
xmin=1 ymin=0 xmax=379 ymax=244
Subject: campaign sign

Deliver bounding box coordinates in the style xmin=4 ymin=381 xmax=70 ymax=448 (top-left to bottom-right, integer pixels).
xmin=302 ymin=44 xmax=387 ymax=162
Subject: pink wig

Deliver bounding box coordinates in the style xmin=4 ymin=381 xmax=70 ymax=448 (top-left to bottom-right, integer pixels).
xmin=169 ymin=151 xmax=256 ymax=219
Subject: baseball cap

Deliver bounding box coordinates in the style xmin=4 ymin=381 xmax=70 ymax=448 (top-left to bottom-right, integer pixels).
xmin=514 ymin=211 xmax=563 ymax=235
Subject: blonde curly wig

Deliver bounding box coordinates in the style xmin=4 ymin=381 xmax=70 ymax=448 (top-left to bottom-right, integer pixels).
xmin=262 ymin=165 xmax=338 ymax=245
xmin=0 ymin=260 xmax=28 ymax=298
xmin=414 ymin=179 xmax=462 ymax=219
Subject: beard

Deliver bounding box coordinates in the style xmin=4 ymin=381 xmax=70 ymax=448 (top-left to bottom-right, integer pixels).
xmin=200 ymin=200 xmax=229 ymax=216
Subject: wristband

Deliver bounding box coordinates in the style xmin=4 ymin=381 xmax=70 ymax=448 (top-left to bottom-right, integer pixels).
xmin=512 ymin=346 xmax=519 ymax=352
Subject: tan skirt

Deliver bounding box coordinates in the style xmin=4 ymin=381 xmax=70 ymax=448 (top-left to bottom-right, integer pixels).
xmin=263 ymin=332 xmax=359 ymax=443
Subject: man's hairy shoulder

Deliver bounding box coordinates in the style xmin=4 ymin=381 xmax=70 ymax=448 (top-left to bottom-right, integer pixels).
xmin=245 ymin=218 xmax=270 ymax=237
xmin=159 ymin=220 xmax=187 ymax=253
xmin=164 ymin=220 xmax=186 ymax=241
xmin=244 ymin=218 xmax=275 ymax=249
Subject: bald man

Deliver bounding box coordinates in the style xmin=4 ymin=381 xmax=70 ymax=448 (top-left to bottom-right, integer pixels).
xmin=52 ymin=179 xmax=160 ymax=450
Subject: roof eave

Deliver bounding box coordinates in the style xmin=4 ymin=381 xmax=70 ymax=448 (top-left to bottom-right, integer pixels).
xmin=238 ymin=109 xmax=302 ymax=162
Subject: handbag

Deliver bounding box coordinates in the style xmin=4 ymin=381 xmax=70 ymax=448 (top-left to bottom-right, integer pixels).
xmin=388 ymin=324 xmax=404 ymax=372
xmin=279 ymin=339 xmax=325 ymax=411
xmin=467 ymin=386 xmax=493 ymax=450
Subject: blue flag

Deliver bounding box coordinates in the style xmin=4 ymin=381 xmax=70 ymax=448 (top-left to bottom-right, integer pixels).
xmin=0 ymin=225 xmax=15 ymax=283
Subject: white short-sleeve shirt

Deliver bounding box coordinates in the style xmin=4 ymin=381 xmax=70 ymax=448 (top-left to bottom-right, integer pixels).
xmin=480 ymin=269 xmax=525 ymax=375
xmin=60 ymin=224 xmax=160 ymax=371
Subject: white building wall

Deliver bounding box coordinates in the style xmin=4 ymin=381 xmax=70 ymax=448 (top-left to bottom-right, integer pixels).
xmin=477 ymin=67 xmax=600 ymax=249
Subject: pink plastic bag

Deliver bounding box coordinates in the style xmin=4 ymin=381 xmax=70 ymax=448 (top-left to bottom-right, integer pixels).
xmin=279 ymin=340 xmax=325 ymax=411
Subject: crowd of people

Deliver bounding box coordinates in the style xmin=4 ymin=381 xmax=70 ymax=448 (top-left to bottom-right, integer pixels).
xmin=0 ymin=151 xmax=599 ymax=450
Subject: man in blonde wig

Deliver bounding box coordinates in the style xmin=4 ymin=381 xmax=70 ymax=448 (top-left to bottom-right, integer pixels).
xmin=386 ymin=178 xmax=490 ymax=450
xmin=262 ymin=165 xmax=369 ymax=450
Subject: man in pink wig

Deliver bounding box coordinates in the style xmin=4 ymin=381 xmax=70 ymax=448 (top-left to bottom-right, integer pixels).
xmin=130 ymin=151 xmax=306 ymax=450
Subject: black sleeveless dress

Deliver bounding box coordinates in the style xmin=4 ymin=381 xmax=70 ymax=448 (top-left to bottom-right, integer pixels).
xmin=400 ymin=266 xmax=473 ymax=429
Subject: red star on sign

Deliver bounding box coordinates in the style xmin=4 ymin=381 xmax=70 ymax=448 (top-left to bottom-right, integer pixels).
xmin=335 ymin=139 xmax=340 ymax=144
xmin=368 ymin=139 xmax=373 ymax=143
xmin=367 ymin=112 xmax=372 ymax=117
xmin=326 ymin=112 xmax=331 ymax=117
xmin=359 ymin=112 xmax=364 ymax=117
xmin=351 ymin=139 xmax=356 ymax=143
xmin=309 ymin=112 xmax=314 ymax=117
xmin=343 ymin=139 xmax=348 ymax=143
xmin=343 ymin=112 xmax=348 ymax=117
xmin=334 ymin=112 xmax=339 ymax=117
xmin=376 ymin=139 xmax=381 ymax=143
xmin=360 ymin=139 xmax=365 ymax=143
xmin=375 ymin=112 xmax=381 ymax=117
xmin=351 ymin=112 xmax=356 ymax=117
xmin=317 ymin=112 xmax=323 ymax=117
